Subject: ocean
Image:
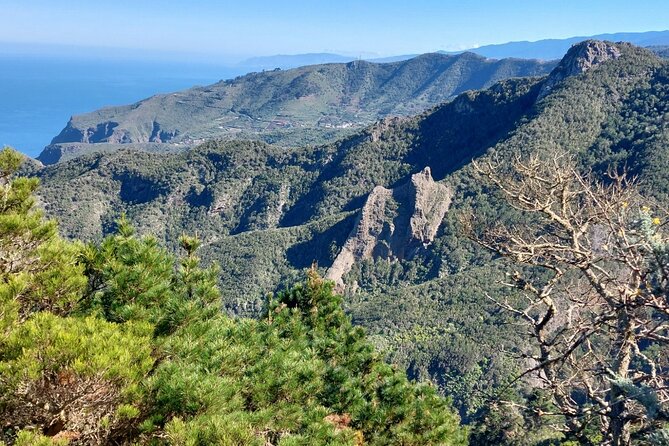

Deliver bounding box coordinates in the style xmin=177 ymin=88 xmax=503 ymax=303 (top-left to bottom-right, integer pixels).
xmin=0 ymin=55 xmax=246 ymax=158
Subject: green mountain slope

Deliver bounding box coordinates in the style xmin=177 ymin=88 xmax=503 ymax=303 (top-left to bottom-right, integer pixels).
xmin=33 ymin=41 xmax=669 ymax=420
xmin=0 ymin=152 xmax=467 ymax=445
xmin=38 ymin=52 xmax=555 ymax=164
xmin=650 ymin=45 xmax=669 ymax=58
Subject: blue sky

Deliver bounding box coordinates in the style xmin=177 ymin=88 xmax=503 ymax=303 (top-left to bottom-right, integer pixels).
xmin=1 ymin=0 xmax=668 ymax=59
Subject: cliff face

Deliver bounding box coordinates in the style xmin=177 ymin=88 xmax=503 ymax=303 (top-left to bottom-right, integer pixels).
xmin=326 ymin=167 xmax=451 ymax=289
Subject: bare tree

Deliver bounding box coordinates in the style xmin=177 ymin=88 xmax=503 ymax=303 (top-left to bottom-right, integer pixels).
xmin=471 ymin=150 xmax=669 ymax=445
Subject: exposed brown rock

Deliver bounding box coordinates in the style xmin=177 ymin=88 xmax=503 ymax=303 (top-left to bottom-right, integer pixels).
xmin=326 ymin=167 xmax=451 ymax=289
xmin=324 ymin=413 xmax=352 ymax=431
xmin=539 ymin=40 xmax=623 ymax=99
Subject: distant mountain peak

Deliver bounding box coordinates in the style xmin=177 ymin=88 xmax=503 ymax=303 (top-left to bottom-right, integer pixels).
xmin=539 ymin=40 xmax=623 ymax=99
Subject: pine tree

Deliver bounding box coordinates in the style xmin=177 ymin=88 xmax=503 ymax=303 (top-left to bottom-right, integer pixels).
xmin=78 ymin=215 xmax=175 ymax=324
xmin=0 ymin=147 xmax=86 ymax=325
xmin=0 ymin=148 xmax=153 ymax=445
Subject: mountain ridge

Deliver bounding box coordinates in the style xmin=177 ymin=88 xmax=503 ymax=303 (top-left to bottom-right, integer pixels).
xmin=236 ymin=30 xmax=669 ymax=69
xmin=37 ymin=52 xmax=556 ymax=164
xmin=34 ymin=40 xmax=658 ymax=295
xmin=452 ymin=29 xmax=669 ymax=60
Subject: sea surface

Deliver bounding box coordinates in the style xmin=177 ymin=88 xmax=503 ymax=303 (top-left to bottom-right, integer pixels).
xmin=0 ymin=55 xmax=246 ymax=158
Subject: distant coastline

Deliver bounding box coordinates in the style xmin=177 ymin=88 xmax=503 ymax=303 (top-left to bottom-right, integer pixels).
xmin=0 ymin=54 xmax=245 ymax=157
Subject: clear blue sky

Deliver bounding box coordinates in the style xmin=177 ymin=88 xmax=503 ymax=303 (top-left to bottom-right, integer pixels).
xmin=1 ymin=0 xmax=668 ymax=59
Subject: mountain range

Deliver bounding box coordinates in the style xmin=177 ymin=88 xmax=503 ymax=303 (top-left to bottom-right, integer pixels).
xmin=239 ymin=29 xmax=669 ymax=69
xmin=449 ymin=29 xmax=669 ymax=59
xmin=37 ymin=52 xmax=556 ymax=164
xmin=30 ymin=40 xmax=669 ymax=418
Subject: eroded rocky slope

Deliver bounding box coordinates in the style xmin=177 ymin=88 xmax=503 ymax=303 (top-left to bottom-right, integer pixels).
xmin=326 ymin=167 xmax=451 ymax=289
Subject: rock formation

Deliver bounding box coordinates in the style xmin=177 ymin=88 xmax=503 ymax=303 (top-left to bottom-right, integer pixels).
xmin=560 ymin=40 xmax=622 ymax=73
xmin=539 ymin=40 xmax=623 ymax=99
xmin=326 ymin=167 xmax=451 ymax=289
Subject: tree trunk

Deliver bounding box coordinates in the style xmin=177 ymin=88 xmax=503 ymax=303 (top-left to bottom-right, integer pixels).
xmin=609 ymin=389 xmax=631 ymax=446
xmin=608 ymin=310 xmax=634 ymax=446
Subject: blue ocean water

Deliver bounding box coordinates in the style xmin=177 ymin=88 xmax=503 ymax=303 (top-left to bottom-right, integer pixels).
xmin=0 ymin=55 xmax=246 ymax=158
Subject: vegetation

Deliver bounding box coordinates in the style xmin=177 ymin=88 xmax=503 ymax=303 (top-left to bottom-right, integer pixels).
xmin=0 ymin=147 xmax=465 ymax=445
xmin=649 ymin=46 xmax=669 ymax=59
xmin=473 ymin=151 xmax=669 ymax=445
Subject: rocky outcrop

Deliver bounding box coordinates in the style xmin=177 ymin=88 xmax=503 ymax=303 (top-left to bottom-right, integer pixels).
xmin=149 ymin=121 xmax=179 ymax=143
xmin=410 ymin=168 xmax=452 ymax=244
xmin=52 ymin=120 xmax=131 ymax=144
xmin=369 ymin=117 xmax=407 ymax=142
xmin=539 ymin=40 xmax=623 ymax=99
xmin=326 ymin=167 xmax=451 ymax=289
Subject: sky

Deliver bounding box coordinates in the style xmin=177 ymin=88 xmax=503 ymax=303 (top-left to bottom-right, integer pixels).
xmin=1 ymin=0 xmax=668 ymax=60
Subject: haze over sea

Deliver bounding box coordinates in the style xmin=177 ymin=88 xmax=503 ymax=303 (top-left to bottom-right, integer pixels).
xmin=0 ymin=55 xmax=245 ymax=158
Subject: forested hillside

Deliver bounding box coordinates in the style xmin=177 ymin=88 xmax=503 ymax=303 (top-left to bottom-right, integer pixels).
xmin=18 ymin=40 xmax=669 ymax=444
xmin=0 ymin=147 xmax=467 ymax=445
xmin=37 ymin=52 xmax=555 ymax=164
